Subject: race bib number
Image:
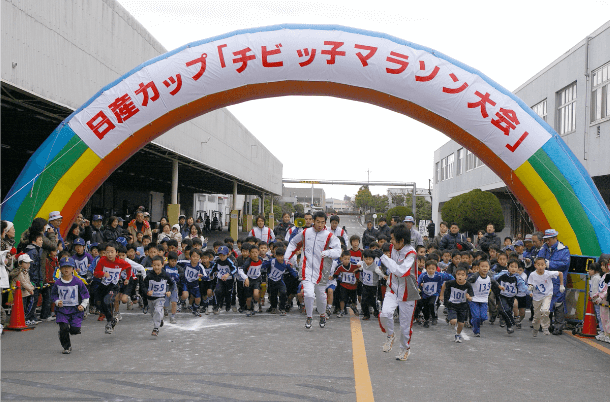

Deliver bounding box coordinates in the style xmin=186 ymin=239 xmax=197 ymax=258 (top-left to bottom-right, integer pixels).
xmin=148 ymin=280 xmax=167 ymax=297
xmin=102 ymin=268 xmax=122 ymax=285
xmin=218 ymin=266 xmax=230 ymax=278
xmin=269 ymin=267 xmax=284 ymax=282
xmin=74 ymin=259 xmax=88 ymax=276
xmin=423 ymin=282 xmax=437 ymax=296
xmin=185 ymin=267 xmax=200 ymax=282
xmin=535 ymin=282 xmax=547 ymax=294
xmin=474 ymin=281 xmax=491 ymax=298
xmin=58 ymin=285 xmax=79 ymax=306
xmin=361 ymin=270 xmax=373 ymax=286
xmin=342 ymin=272 xmax=356 ymax=285
xmin=449 ymin=288 xmax=466 ymax=303
xmin=247 ymin=265 xmax=261 ymax=279
xmin=501 ymin=281 xmax=517 ymax=296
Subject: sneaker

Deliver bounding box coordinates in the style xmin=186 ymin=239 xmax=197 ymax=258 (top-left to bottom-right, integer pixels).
xmin=170 ymin=316 xmax=177 ymax=324
xmin=45 ymin=316 xmax=55 ymax=321
xmin=474 ymin=333 xmax=481 ymax=337
xmin=142 ymin=306 xmax=149 ymax=314
xmin=97 ymin=314 xmax=105 ymax=321
xmin=204 ymin=306 xmax=210 ymax=315
xmin=238 ymin=308 xmax=244 ymax=314
xmin=280 ymin=310 xmax=287 ymax=316
xmin=225 ymin=306 xmax=231 ymax=312
xmin=192 ymin=310 xmax=202 ymax=317
xmin=499 ymin=321 xmax=505 ymax=328
xmin=337 ymin=311 xmax=344 ymax=318
xmin=105 ymin=323 xmax=113 ymax=334
xmin=423 ymin=320 xmax=430 ymax=328
xmin=258 ymin=305 xmax=263 ymax=313
xmin=431 ymin=318 xmax=438 ymax=325
xmin=164 ymin=309 xmax=168 ymax=317
xmin=362 ymin=316 xmax=370 ymax=321
xmin=319 ymin=315 xmax=326 ymax=328
xmin=111 ymin=317 xmax=118 ymax=329
xmin=232 ymin=306 xmax=237 ymax=312
xmin=246 ymin=311 xmax=251 ymax=317
xmin=62 ymin=347 xmax=72 ymax=354
xmin=305 ymin=317 xmax=312 ymax=329
xmin=383 ymin=334 xmax=395 ymax=352
xmin=454 ymin=334 xmax=462 ymax=343
xmin=507 ymin=327 xmax=514 ymax=334
xmin=266 ymin=307 xmax=273 ymax=313
xmin=213 ymin=308 xmax=219 ymax=315
xmin=115 ymin=312 xmax=122 ymax=321
xmin=160 ymin=319 xmax=164 ymax=327
xmin=151 ymin=328 xmax=159 ymax=336
xmin=516 ymin=322 xmax=522 ymax=330
xmin=489 ymin=318 xmax=495 ymax=325
xmin=127 ymin=301 xmax=133 ymax=310
xmin=395 ymin=348 xmax=410 ymax=361
xmin=351 ymin=303 xmax=358 ymax=315
xmin=542 ymin=328 xmax=551 ymax=335
xmin=533 ymin=328 xmax=538 ymax=337
xmin=250 ymin=309 xmax=256 ymax=316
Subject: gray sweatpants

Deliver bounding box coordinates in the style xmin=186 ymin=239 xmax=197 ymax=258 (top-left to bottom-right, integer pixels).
xmin=149 ymin=298 xmax=165 ymax=329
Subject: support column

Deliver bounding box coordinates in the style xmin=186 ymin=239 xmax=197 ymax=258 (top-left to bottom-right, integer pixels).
xmin=268 ymin=195 xmax=275 ymax=230
xmin=244 ymin=195 xmax=253 ymax=233
xmin=167 ymin=160 xmax=180 ymax=226
xmin=412 ymin=184 xmax=417 ymax=222
xmin=230 ymin=181 xmax=239 ymax=241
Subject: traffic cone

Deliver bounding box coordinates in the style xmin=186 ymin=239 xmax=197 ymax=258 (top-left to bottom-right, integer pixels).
xmin=5 ymin=281 xmax=34 ymax=332
xmin=581 ymin=297 xmax=598 ymax=337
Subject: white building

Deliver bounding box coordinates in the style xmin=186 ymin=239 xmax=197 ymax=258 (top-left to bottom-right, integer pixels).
xmin=431 ymin=21 xmax=610 ymax=238
xmin=326 ymin=198 xmax=352 ymax=212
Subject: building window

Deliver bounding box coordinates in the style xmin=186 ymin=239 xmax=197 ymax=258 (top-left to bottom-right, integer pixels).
xmin=592 ymin=63 xmax=609 ymax=123
xmin=441 ymin=158 xmax=447 ymax=181
xmin=447 ymin=153 xmax=454 ymax=179
xmin=557 ymin=82 xmax=577 ymax=134
xmin=436 ymin=162 xmax=440 ymax=183
xmin=465 ymin=149 xmax=485 ymax=171
xmin=456 ymin=148 xmax=464 ymax=175
xmin=532 ymin=99 xmax=547 ymax=121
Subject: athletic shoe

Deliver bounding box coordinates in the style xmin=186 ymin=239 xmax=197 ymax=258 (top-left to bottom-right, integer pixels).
xmin=213 ymin=307 xmax=219 ymax=315
xmin=395 ymin=348 xmax=410 ymax=361
xmin=499 ymin=321 xmax=505 ymax=328
xmin=111 ymin=317 xmax=118 ymax=329
xmin=115 ymin=312 xmax=122 ymax=321
xmin=324 ymin=312 xmax=330 ymax=319
xmin=160 ymin=320 xmax=164 ymax=327
xmin=362 ymin=316 xmax=370 ymax=321
xmin=245 ymin=311 xmax=251 ymax=317
xmin=45 ymin=316 xmax=55 ymax=321
xmin=225 ymin=306 xmax=231 ymax=312
xmin=192 ymin=310 xmax=202 ymax=317
xmin=164 ymin=309 xmax=168 ymax=317
xmin=319 ymin=315 xmax=326 ymax=328
xmin=258 ymin=305 xmax=263 ymax=313
xmin=423 ymin=320 xmax=430 ymax=328
xmin=533 ymin=328 xmax=538 ymax=337
xmin=266 ymin=307 xmax=273 ymax=313
xmin=232 ymin=306 xmax=237 ymax=312
xmin=280 ymin=310 xmax=287 ymax=316
xmin=454 ymin=334 xmax=462 ymax=343
xmin=383 ymin=334 xmax=395 ymax=352
xmin=542 ymin=328 xmax=551 ymax=335
xmin=489 ymin=318 xmax=495 ymax=325
xmin=105 ymin=323 xmax=113 ymax=334
xmin=251 ymin=309 xmax=256 ymax=316
xmin=169 ymin=316 xmax=177 ymax=324
xmin=516 ymin=322 xmax=522 ymax=329
xmin=127 ymin=301 xmax=133 ymax=310
xmin=62 ymin=347 xmax=72 ymax=354
xmin=474 ymin=333 xmax=481 ymax=337
xmin=305 ymin=317 xmax=312 ymax=329
xmin=337 ymin=311 xmax=344 ymax=318
xmin=151 ymin=328 xmax=159 ymax=336
xmin=31 ymin=319 xmax=42 ymax=325
xmin=238 ymin=308 xmax=244 ymax=314
xmin=507 ymin=327 xmax=514 ymax=334
xmin=142 ymin=306 xmax=149 ymax=314
xmin=204 ymin=306 xmax=210 ymax=315
xmin=97 ymin=314 xmax=105 ymax=321
xmin=431 ymin=318 xmax=438 ymax=325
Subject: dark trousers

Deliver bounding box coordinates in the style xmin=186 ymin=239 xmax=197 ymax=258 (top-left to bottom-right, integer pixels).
xmin=138 ymin=276 xmax=148 ymax=307
xmin=58 ymin=322 xmax=81 ymax=350
xmin=361 ymin=284 xmax=379 ymax=318
xmin=215 ymin=279 xmax=234 ymax=309
xmin=96 ymin=284 xmax=117 ymax=322
xmin=421 ymin=296 xmax=437 ymax=321
xmin=24 ymin=288 xmax=40 ymax=321
xmin=498 ymin=295 xmax=516 ymax=328
xmin=236 ymin=280 xmax=247 ymax=309
xmin=39 ymin=286 xmax=52 ymax=319
xmin=339 ymin=286 xmax=357 ymax=305
xmin=268 ymin=280 xmax=287 ymax=310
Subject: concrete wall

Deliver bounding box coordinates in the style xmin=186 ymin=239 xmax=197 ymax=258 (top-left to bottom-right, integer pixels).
xmin=1 ymin=0 xmax=282 ymax=194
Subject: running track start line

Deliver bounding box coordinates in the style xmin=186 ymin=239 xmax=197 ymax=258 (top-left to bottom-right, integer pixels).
xmin=349 ymin=311 xmax=375 ymax=401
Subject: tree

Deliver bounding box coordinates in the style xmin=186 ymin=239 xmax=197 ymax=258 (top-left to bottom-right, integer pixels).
xmin=372 ymin=195 xmax=389 ymax=213
xmin=294 ymin=203 xmax=304 ymax=214
xmin=282 ymin=202 xmax=295 ymax=215
xmin=384 ymin=206 xmax=412 ymax=222
xmin=404 ymin=194 xmax=432 ymax=221
xmin=441 ymin=189 xmax=504 ymax=235
xmin=391 ymin=194 xmax=405 ymax=207
xmin=355 ymin=186 xmax=374 ymax=212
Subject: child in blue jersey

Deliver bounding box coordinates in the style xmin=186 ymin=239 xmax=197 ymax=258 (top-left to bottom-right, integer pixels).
xmin=418 ymin=260 xmax=454 ymax=327
xmin=440 ymin=264 xmax=474 ymax=343
xmin=213 ymin=246 xmax=239 ymax=313
xmin=467 ymin=258 xmax=501 ymax=337
xmin=178 ymin=248 xmax=207 ymax=317
xmin=514 ymin=263 xmax=528 ymax=329
xmin=493 ymin=258 xmax=528 ymax=334
xmin=164 ymin=252 xmax=180 ymax=323
xmin=51 ymin=257 xmax=90 ymax=354
xmin=199 ymin=250 xmax=217 ymax=315
xmin=263 ymin=247 xmax=298 ymax=316
xmin=438 ymin=251 xmax=451 ymax=272
xmin=144 ymin=256 xmax=175 ymax=336
xmin=239 ymin=245 xmax=263 ymax=317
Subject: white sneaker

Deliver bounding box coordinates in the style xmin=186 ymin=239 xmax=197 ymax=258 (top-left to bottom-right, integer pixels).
xmin=115 ymin=312 xmax=122 ymax=321
xmin=395 ymin=348 xmax=410 ymax=361
xmin=383 ymin=334 xmax=395 ymax=353
xmin=207 ymin=305 xmax=213 ymax=314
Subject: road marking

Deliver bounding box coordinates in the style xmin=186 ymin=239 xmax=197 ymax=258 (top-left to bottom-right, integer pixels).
xmin=349 ymin=310 xmax=375 ymax=401
xmin=565 ymin=331 xmax=610 ymax=356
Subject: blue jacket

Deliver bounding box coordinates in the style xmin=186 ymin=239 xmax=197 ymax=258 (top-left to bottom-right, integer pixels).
xmin=262 ymin=258 xmax=298 ymax=283
xmin=440 ymin=232 xmax=466 ymax=251
xmin=537 ymin=241 xmax=570 ymax=287
xmin=25 ymin=244 xmax=43 ymax=284
xmin=418 ymin=271 xmax=454 ymax=298
xmin=493 ymin=270 xmax=528 ymax=297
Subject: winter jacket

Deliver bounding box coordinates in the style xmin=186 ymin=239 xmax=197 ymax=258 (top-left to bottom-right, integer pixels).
xmin=432 ymin=231 xmax=448 ymax=250
xmin=410 ymin=228 xmax=424 ymax=247
xmin=19 ymin=229 xmax=56 ymax=267
xmin=25 ymin=244 xmax=43 ymax=284
xmin=250 ymin=226 xmax=276 ymax=243
xmin=377 ymin=224 xmax=391 ymax=240
xmin=127 ymin=219 xmax=152 ymax=239
xmin=274 ymin=222 xmax=294 ymax=242
xmin=103 ymin=226 xmax=122 ymax=242
xmin=380 ymin=244 xmax=420 ymax=302
xmin=537 ymin=241 xmax=571 ymax=288
xmin=440 ymin=232 xmax=466 ymax=252
xmin=362 ymin=228 xmax=379 ymax=247
xmin=84 ymin=225 xmax=105 ymax=245
xmin=478 ymin=232 xmax=501 ymax=253
xmin=11 ymin=267 xmax=35 ymax=297
xmin=285 ymin=227 xmax=341 ymax=285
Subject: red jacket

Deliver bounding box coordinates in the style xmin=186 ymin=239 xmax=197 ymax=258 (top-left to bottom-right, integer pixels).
xmin=45 ymin=256 xmax=58 ymax=284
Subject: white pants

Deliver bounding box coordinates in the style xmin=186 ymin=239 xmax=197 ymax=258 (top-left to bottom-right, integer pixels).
xmin=380 ymin=290 xmax=415 ymax=350
xmin=150 ymin=298 xmax=165 ymax=329
xmin=302 ymin=281 xmax=327 ymax=318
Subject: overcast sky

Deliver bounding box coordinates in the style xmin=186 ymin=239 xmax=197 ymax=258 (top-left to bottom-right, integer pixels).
xmin=118 ymin=0 xmax=609 ymax=199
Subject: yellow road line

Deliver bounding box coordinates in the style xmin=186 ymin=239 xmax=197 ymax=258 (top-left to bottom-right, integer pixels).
xmin=565 ymin=331 xmax=610 ymax=356
xmin=349 ymin=311 xmax=375 ymax=401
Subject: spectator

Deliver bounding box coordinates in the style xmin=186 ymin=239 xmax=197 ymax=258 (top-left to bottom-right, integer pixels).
xmin=377 ymin=217 xmax=391 ymax=239
xmin=186 ymin=223 xmax=205 ymax=243
xmin=403 ymin=216 xmax=423 ymax=247
xmin=1 ymin=221 xmax=16 ymax=270
xmin=440 ymin=223 xmax=466 ymax=252
xmin=103 ymin=216 xmax=122 ymax=242
xmin=181 ymin=216 xmax=194 ymax=239
xmin=128 ymin=211 xmax=152 ymax=239
xmin=170 ymin=224 xmax=183 ymax=245
xmin=18 ymin=217 xmax=57 ymax=262
xmin=65 ymin=224 xmax=81 ymax=252
xmin=478 ymin=223 xmax=502 ymax=253
xmin=432 ymin=221 xmax=449 ymax=249
xmin=362 ymin=221 xmax=379 ymax=248
xmin=153 ymin=216 xmax=169 ymax=235
xmin=157 ymin=223 xmax=172 ymax=243
xmin=274 ymin=213 xmax=293 ymax=241
xmin=83 ymin=214 xmax=105 ymax=245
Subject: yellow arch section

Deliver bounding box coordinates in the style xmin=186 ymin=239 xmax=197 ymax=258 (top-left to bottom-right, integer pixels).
xmin=515 ymin=162 xmax=582 ymax=255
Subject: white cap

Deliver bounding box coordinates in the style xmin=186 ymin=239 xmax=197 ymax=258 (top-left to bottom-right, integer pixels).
xmin=48 ymin=211 xmax=63 ymax=221
xmin=172 ymin=224 xmax=180 ymax=230
xmin=18 ymin=254 xmax=33 ymax=263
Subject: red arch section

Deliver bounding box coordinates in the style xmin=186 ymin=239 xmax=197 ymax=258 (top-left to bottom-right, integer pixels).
xmin=60 ymin=81 xmax=550 ymax=233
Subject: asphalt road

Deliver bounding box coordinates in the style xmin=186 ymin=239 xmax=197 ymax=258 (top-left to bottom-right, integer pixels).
xmin=2 ymin=214 xmax=609 ymax=401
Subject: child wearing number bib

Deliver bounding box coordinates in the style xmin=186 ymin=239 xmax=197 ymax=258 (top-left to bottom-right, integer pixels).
xmin=358 ymin=249 xmax=384 ymax=320
xmin=466 ymin=259 xmax=500 ymax=337
xmin=144 ymin=256 xmax=176 ymax=336
xmin=439 ymin=264 xmax=473 ymax=343
xmin=528 ymin=257 xmax=564 ymax=336
xmin=51 ymin=257 xmax=90 ymax=354
xmin=493 ymin=259 xmax=529 ymax=334
xmin=418 ymin=260 xmax=454 ymax=328
xmin=332 ymin=250 xmax=360 ymax=318
xmin=238 ymin=245 xmax=263 ymax=317
xmin=262 ymin=247 xmax=298 ymax=316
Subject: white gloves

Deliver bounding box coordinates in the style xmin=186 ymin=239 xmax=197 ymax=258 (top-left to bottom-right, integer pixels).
xmin=559 ymin=285 xmax=565 ymax=293
xmin=527 ymin=284 xmax=534 ymax=292
xmin=320 ymin=250 xmax=330 ymax=258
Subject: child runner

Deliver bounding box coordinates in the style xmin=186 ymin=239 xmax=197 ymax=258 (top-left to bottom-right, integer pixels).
xmin=51 ymin=257 xmax=90 ymax=354
xmin=263 ymin=247 xmax=298 ymax=315
xmin=239 ymin=245 xmax=263 ymax=317
xmin=358 ymin=249 xmax=383 ymax=320
xmin=493 ymin=258 xmax=528 ymax=334
xmin=440 ymin=264 xmax=474 ymax=343
xmin=418 ymin=260 xmax=454 ymax=327
xmin=179 ymin=248 xmax=207 ymax=316
xmin=144 ymin=255 xmax=176 ymax=336
xmin=467 ymin=258 xmax=500 ymax=337
xmin=213 ymin=246 xmax=239 ymax=313
xmin=332 ymin=250 xmax=360 ymax=318
xmin=528 ymin=257 xmax=564 ymax=336
xmin=164 ymin=251 xmax=180 ymax=323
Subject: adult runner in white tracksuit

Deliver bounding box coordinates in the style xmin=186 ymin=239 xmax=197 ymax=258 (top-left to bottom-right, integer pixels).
xmin=285 ymin=211 xmax=341 ymax=329
xmin=379 ymin=223 xmax=420 ymax=361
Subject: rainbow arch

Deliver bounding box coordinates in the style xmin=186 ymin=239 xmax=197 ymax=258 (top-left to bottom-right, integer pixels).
xmin=2 ymin=24 xmax=609 ymax=255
